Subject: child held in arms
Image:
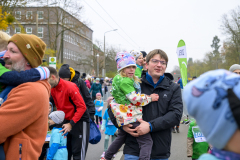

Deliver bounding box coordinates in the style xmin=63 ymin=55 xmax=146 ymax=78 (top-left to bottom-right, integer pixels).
xmin=101 ymin=52 xmax=159 ymax=160
xmin=130 ymin=50 xmax=143 ymax=78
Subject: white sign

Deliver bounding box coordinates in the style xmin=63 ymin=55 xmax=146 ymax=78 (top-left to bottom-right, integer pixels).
xmin=192 ymin=126 xmax=206 ymax=143
xmin=49 ymin=57 xmax=56 ymax=69
xmin=176 ymin=46 xmax=187 ymax=58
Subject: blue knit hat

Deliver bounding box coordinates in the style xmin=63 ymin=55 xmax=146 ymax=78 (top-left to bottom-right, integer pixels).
xmin=183 ymin=69 xmax=240 ymax=149
xmin=115 ymin=52 xmax=136 ymax=72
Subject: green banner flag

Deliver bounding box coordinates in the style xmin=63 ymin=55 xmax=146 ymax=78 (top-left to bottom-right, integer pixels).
xmin=177 ymin=40 xmax=188 ymax=87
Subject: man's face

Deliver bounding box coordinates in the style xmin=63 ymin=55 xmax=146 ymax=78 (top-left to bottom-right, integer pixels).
xmin=48 ymin=75 xmax=59 ymax=88
xmin=143 ymin=57 xmax=147 ymax=69
xmin=3 ymin=42 xmax=28 ymax=71
xmin=146 ymin=54 xmax=167 ymax=78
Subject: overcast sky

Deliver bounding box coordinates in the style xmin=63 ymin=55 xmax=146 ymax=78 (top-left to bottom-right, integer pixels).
xmin=80 ymin=0 xmax=240 ymax=72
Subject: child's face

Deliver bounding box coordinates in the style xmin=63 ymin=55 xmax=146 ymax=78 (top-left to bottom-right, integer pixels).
xmin=49 ymin=105 xmax=52 ymax=115
xmin=96 ymin=95 xmax=101 ymax=100
xmin=48 ymin=119 xmax=55 ymax=125
xmin=123 ymin=66 xmax=136 ymax=78
xmin=136 ymin=55 xmax=143 ymax=66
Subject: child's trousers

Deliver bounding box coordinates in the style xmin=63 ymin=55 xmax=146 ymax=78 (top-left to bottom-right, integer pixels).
xmin=105 ymin=122 xmax=153 ymax=160
xmin=104 ymin=135 xmax=117 ymax=152
xmin=95 ymin=115 xmax=102 ymax=124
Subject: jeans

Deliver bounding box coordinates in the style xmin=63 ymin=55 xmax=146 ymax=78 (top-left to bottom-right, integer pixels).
xmin=106 ymin=123 xmax=153 ymax=160
xmin=124 ymin=154 xmax=168 ymax=160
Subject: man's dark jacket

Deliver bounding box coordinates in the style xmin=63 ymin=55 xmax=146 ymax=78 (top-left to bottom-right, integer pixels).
xmin=71 ymin=71 xmax=95 ymax=122
xmin=108 ymin=75 xmax=183 ymax=159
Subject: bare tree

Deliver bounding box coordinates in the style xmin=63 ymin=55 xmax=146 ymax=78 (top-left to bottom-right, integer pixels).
xmin=221 ymin=6 xmax=240 ymax=63
xmin=1 ymin=0 xmax=27 ymax=13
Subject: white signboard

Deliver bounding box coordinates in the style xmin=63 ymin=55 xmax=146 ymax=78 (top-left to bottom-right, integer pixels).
xmin=49 ymin=57 xmax=56 ymax=69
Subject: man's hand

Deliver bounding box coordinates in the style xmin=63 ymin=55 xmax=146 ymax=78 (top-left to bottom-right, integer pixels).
xmin=122 ymin=124 xmax=139 ymax=137
xmin=150 ymin=93 xmax=159 ymax=102
xmin=60 ymin=123 xmax=72 ymax=135
xmin=135 ymin=119 xmax=150 ymax=136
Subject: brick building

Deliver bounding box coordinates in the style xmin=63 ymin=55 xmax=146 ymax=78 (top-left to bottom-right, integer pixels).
xmin=5 ymin=6 xmax=93 ymax=74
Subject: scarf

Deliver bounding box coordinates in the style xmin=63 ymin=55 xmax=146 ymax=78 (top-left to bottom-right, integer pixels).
xmin=146 ymin=72 xmax=164 ymax=88
xmin=211 ymin=147 xmax=240 ymax=160
xmin=0 ymin=50 xmax=6 ymax=59
xmin=136 ymin=64 xmax=143 ymax=70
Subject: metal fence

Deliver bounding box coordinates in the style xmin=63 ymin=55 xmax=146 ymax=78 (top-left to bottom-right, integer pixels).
xmin=102 ymin=86 xmax=112 ymax=101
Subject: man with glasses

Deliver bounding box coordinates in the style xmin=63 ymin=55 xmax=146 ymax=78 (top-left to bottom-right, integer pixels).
xmin=229 ymin=64 xmax=240 ymax=75
xmin=108 ymin=49 xmax=183 ymax=160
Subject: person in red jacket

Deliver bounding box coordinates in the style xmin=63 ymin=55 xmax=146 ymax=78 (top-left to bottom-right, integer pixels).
xmin=47 ymin=66 xmax=90 ymax=160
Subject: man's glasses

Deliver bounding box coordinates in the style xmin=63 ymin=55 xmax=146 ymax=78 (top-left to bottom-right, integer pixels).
xmin=150 ymin=59 xmax=167 ymax=66
xmin=234 ymin=72 xmax=240 ymax=75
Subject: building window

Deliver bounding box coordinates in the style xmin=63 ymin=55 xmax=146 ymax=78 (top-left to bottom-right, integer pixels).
xmin=26 ymin=11 xmax=32 ymax=19
xmin=66 ymin=49 xmax=69 ymax=59
xmin=4 ymin=28 xmax=10 ymax=35
xmin=26 ymin=27 xmax=32 ymax=34
xmin=37 ymin=11 xmax=44 ymax=19
xmin=15 ymin=11 xmax=21 ymax=20
xmin=38 ymin=27 xmax=43 ymax=38
xmin=15 ymin=27 xmax=21 ymax=34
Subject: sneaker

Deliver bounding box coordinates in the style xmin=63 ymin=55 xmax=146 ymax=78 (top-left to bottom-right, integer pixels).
xmin=100 ymin=157 xmax=106 ymax=160
xmin=97 ymin=125 xmax=99 ymax=128
xmin=172 ymin=128 xmax=176 ymax=133
xmin=185 ymin=120 xmax=190 ymax=125
xmin=100 ymin=152 xmax=105 ymax=157
xmin=176 ymin=127 xmax=180 ymax=133
xmin=113 ymin=154 xmax=116 ymax=158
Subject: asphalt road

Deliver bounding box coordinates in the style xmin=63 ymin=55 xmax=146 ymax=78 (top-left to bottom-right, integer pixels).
xmin=86 ymin=102 xmax=109 ymax=160
xmin=86 ymin=101 xmax=191 ymax=160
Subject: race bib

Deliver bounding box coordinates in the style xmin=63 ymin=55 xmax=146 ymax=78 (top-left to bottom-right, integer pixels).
xmin=107 ymin=119 xmax=114 ymax=125
xmin=45 ymin=131 xmax=52 ymax=142
xmin=95 ymin=107 xmax=100 ymax=110
xmin=192 ymin=126 xmax=206 ymax=143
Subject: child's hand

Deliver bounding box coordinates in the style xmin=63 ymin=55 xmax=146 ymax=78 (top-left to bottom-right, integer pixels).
xmin=150 ymin=93 xmax=159 ymax=101
xmin=117 ymin=116 xmax=124 ymax=124
xmin=98 ymin=109 xmax=101 ymax=112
